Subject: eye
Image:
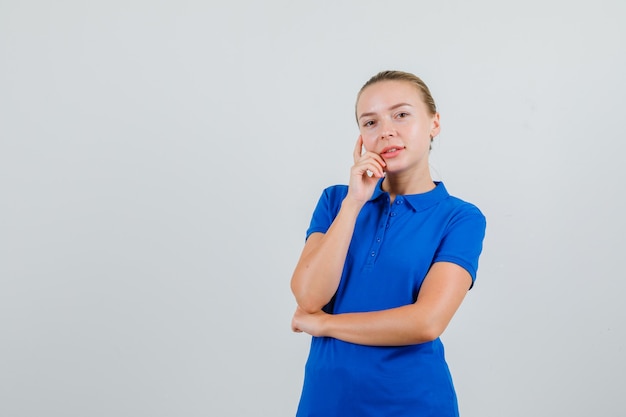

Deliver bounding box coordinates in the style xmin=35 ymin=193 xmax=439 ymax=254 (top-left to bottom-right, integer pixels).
xmin=397 ymin=112 xmax=409 ymax=118
xmin=362 ymin=120 xmax=375 ymax=127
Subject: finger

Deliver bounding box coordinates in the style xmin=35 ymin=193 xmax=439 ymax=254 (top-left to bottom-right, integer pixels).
xmin=364 ymin=151 xmax=387 ymax=168
xmin=291 ymin=318 xmax=301 ymax=333
xmin=357 ymin=165 xmax=383 ymax=179
xmin=355 ymin=157 xmax=386 ymax=178
xmin=356 ymin=148 xmax=386 ymax=168
xmin=353 ymin=135 xmax=364 ymax=164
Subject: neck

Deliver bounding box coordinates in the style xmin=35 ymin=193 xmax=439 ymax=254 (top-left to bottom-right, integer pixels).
xmin=381 ymin=169 xmax=435 ymax=202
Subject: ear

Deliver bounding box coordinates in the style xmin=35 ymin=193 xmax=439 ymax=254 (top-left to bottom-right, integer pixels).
xmin=430 ymin=112 xmax=441 ymax=138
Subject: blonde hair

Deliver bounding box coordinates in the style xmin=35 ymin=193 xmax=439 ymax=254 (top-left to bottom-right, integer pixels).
xmin=355 ymin=70 xmax=437 ymax=122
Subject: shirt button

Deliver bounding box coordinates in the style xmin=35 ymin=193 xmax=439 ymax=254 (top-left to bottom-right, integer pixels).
xmin=390 ymin=212 xmax=396 ymax=217
xmin=371 ymin=251 xmax=376 ymax=257
xmin=376 ymin=238 xmax=381 ymax=242
xmin=397 ymin=199 xmax=403 ymax=205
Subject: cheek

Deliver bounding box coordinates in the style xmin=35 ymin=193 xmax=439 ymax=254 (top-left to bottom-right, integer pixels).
xmin=359 ymin=129 xmax=378 ymax=150
xmin=361 ymin=135 xmax=377 ymax=151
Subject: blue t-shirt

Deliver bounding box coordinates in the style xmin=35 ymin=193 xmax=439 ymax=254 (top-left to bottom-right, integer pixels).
xmin=296 ymin=181 xmax=486 ymax=417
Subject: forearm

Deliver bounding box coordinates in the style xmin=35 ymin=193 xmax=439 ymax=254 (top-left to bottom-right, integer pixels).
xmin=290 ymin=198 xmax=363 ymax=313
xmin=321 ymin=305 xmax=440 ymax=346
xmin=293 ymin=263 xmax=472 ymax=346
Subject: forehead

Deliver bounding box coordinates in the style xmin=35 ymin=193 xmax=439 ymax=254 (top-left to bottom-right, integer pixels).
xmin=357 ymin=80 xmax=424 ymax=111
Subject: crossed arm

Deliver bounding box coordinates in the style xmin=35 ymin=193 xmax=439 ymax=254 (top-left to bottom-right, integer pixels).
xmin=290 ymin=199 xmax=472 ymax=347
xmin=291 ymin=258 xmax=471 ymax=346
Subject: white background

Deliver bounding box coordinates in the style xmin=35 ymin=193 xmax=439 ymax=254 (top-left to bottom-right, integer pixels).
xmin=1 ymin=1 xmax=625 ymax=416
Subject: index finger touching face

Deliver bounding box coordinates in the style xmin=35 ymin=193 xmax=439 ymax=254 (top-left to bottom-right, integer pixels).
xmin=353 ymin=135 xmax=364 ymax=163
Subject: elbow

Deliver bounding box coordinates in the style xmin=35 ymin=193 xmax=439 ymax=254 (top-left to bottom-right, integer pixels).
xmin=297 ymin=301 xmax=325 ymax=314
xmin=412 ymin=319 xmax=447 ymax=344
xmin=293 ymin=291 xmax=327 ymax=314
xmin=418 ymin=325 xmax=443 ymax=343
xmin=291 ymin=282 xmax=327 ymax=314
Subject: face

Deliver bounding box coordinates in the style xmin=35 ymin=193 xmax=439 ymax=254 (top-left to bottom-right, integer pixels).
xmin=356 ymin=80 xmax=440 ymax=175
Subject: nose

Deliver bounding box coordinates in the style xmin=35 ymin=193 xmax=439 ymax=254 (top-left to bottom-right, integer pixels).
xmin=379 ymin=118 xmax=395 ymax=140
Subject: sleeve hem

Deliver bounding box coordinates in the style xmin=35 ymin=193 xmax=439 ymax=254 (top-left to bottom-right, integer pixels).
xmin=432 ymin=256 xmax=478 ymax=289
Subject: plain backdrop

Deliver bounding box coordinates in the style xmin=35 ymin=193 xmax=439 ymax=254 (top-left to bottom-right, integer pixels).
xmin=1 ymin=1 xmax=625 ymax=416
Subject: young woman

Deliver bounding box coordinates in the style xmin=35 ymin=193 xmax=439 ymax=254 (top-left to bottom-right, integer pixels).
xmin=290 ymin=70 xmax=486 ymax=416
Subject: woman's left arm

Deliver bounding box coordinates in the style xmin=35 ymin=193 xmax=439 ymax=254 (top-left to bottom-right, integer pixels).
xmin=291 ymin=261 xmax=472 ymax=346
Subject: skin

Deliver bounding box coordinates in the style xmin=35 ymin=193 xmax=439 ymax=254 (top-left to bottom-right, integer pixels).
xmin=290 ymin=80 xmax=472 ymax=346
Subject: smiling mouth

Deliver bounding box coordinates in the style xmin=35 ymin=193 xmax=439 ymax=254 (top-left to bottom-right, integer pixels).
xmin=382 ymin=147 xmax=404 ymax=155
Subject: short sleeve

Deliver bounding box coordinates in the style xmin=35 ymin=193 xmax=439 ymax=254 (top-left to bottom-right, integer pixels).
xmin=433 ymin=205 xmax=486 ymax=287
xmin=305 ymin=185 xmax=348 ymax=240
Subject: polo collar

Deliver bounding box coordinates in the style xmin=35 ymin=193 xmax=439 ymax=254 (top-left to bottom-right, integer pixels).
xmin=369 ymin=179 xmax=449 ymax=211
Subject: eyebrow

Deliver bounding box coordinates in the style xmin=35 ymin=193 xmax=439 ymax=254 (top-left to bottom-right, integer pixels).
xmin=357 ymin=102 xmax=414 ymax=121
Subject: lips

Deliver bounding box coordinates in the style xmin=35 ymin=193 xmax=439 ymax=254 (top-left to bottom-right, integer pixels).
xmin=380 ymin=145 xmax=405 ymax=158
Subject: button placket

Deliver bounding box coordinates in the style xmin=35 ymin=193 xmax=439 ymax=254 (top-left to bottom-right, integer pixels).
xmin=387 ymin=196 xmax=409 ymax=228
xmin=366 ymin=200 xmax=389 ymax=266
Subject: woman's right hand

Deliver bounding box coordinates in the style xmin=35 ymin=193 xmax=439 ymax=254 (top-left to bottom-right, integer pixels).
xmin=346 ymin=135 xmax=386 ymax=204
